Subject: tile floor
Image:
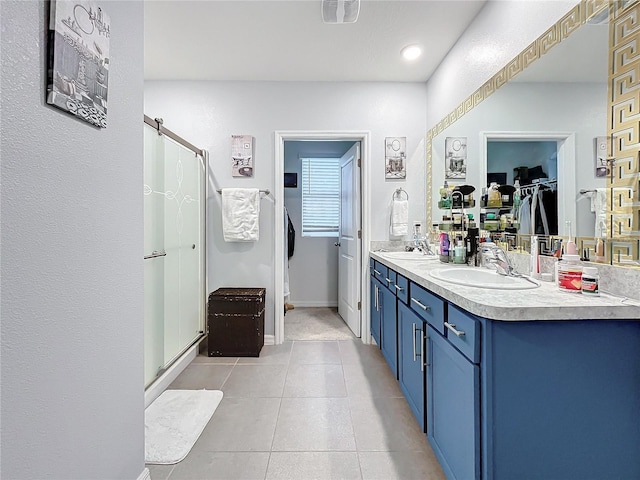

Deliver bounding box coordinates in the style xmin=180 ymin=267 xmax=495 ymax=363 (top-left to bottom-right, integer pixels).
xmin=146 ymin=312 xmax=446 ymax=480
xmin=284 ymin=307 xmax=354 ymax=341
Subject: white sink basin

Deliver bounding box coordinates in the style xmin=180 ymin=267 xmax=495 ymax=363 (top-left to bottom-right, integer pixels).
xmin=429 ymin=267 xmax=539 ymax=290
xmin=378 ymin=251 xmax=438 ymax=261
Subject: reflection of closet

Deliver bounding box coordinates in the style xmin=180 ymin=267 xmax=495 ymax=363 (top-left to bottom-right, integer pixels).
xmin=487 ymin=141 xmax=558 ymax=235
xmin=518 ymin=179 xmax=558 ymax=235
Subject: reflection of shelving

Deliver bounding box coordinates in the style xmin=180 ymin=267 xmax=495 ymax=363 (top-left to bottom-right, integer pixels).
xmin=438 ymin=200 xmax=476 ymax=209
xmin=480 ymin=200 xmax=512 ymax=209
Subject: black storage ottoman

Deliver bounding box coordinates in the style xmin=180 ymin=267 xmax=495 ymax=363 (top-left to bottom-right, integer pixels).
xmin=208 ymin=287 xmax=265 ymax=357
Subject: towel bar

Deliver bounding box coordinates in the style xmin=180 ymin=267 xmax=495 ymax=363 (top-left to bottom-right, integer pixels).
xmin=216 ymin=188 xmax=270 ymax=195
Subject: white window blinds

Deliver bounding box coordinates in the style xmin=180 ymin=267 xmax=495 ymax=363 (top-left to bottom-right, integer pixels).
xmin=301 ymin=157 xmax=340 ymax=237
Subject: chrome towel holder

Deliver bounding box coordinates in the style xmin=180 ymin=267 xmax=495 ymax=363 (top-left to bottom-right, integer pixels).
xmin=393 ymin=188 xmax=409 ymax=201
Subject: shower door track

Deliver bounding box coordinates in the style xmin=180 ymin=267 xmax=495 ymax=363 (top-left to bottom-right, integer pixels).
xmin=144 ymin=115 xmax=206 ymax=158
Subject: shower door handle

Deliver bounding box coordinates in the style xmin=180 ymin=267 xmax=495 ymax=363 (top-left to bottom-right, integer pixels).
xmin=144 ymin=250 xmax=166 ymax=260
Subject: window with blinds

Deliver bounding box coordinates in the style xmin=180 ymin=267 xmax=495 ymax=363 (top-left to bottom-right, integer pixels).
xmin=301 ymin=157 xmax=340 ymax=237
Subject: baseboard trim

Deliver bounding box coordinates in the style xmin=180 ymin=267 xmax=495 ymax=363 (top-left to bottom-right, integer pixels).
xmin=290 ymin=301 xmax=338 ymax=308
xmin=264 ymin=334 xmax=275 ymax=345
xmin=144 ymin=343 xmax=198 ymax=408
xmin=137 ymin=467 xmax=151 ymax=480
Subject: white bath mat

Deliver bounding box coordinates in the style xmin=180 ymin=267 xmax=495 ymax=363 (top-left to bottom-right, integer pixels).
xmin=145 ymin=389 xmax=223 ymax=464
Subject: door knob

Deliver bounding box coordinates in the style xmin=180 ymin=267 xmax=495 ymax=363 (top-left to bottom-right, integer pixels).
xmin=334 ymin=242 xmax=341 ymax=247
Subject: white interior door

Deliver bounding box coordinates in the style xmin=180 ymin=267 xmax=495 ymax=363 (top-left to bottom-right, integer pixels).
xmin=338 ymin=143 xmax=361 ymax=336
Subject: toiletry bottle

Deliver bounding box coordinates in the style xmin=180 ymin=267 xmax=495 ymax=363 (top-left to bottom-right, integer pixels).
xmin=439 ymin=233 xmax=450 ymax=263
xmin=565 ymin=221 xmax=577 ymax=255
xmin=595 ymin=238 xmax=605 ymax=263
xmin=581 ymin=266 xmax=599 ymax=296
xmin=481 ymin=187 xmax=488 ymax=208
xmin=454 ymin=236 xmax=466 ymax=264
xmin=488 ymin=182 xmax=502 ymax=207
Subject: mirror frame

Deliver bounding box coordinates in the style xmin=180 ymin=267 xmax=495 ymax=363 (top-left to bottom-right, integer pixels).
xmin=426 ymin=0 xmax=640 ymax=268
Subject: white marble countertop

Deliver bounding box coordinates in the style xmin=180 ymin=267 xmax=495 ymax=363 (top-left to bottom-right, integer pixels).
xmin=370 ymin=252 xmax=640 ymax=321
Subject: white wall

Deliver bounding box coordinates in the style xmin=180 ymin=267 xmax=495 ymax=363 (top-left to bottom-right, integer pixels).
xmin=144 ymin=81 xmax=427 ymax=335
xmin=431 ymin=82 xmax=607 ymax=237
xmin=284 ymin=141 xmax=355 ymax=307
xmin=426 ymin=0 xmax=580 ymax=127
xmin=1 ymin=1 xmax=145 ymax=478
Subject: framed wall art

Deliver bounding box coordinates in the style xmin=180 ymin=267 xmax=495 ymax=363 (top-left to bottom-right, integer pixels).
xmin=47 ymin=0 xmax=110 ymax=128
xmin=594 ymin=136 xmax=610 ymax=177
xmin=232 ymin=135 xmax=254 ymax=177
xmin=445 ymin=136 xmax=467 ymax=179
xmin=385 ymin=137 xmax=406 ymax=179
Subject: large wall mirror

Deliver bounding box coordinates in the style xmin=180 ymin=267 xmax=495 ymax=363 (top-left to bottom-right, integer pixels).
xmin=427 ymin=0 xmax=640 ymax=268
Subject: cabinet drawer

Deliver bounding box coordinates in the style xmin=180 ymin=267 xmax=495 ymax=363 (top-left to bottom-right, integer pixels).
xmin=446 ymin=305 xmax=480 ymax=364
xmin=374 ymin=261 xmax=396 ymax=291
xmin=408 ymin=282 xmax=445 ymax=334
xmin=395 ymin=273 xmax=409 ymax=303
xmin=372 ymin=261 xmax=388 ymax=285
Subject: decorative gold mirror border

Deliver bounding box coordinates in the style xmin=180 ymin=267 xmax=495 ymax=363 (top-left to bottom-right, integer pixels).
xmin=426 ymin=0 xmax=610 ymax=230
xmin=608 ymin=0 xmax=640 ymax=266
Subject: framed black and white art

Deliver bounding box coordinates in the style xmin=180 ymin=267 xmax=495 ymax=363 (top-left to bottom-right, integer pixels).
xmin=385 ymin=137 xmax=406 ymax=179
xmin=47 ymin=0 xmax=110 ymax=128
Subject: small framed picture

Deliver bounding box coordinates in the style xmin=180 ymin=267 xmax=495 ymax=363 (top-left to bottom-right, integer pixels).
xmin=445 ymin=137 xmax=467 ymax=180
xmin=385 ymin=137 xmax=406 ymax=179
xmin=232 ymin=135 xmax=254 ymax=177
xmin=595 ymin=136 xmax=610 ymax=177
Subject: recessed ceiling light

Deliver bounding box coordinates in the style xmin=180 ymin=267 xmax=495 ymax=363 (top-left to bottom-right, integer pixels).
xmin=401 ymin=45 xmax=422 ymax=61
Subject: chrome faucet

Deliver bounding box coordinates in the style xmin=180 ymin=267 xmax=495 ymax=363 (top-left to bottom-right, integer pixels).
xmin=480 ymin=244 xmax=514 ymax=276
xmin=413 ymin=233 xmax=435 ymax=255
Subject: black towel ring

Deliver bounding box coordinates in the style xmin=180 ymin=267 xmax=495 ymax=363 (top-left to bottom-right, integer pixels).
xmin=393 ymin=188 xmax=409 ymax=201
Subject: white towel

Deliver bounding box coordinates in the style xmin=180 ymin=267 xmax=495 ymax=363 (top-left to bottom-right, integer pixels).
xmin=221 ymin=188 xmax=260 ymax=242
xmin=390 ymin=199 xmax=409 ymax=237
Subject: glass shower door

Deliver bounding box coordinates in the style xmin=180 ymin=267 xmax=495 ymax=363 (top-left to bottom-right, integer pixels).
xmin=144 ymin=123 xmax=205 ymax=388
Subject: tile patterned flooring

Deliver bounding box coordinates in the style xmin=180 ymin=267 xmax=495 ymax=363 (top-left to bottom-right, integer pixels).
xmin=147 ymin=314 xmax=446 ymax=479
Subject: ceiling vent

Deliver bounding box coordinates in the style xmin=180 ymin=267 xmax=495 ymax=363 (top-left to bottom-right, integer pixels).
xmin=322 ymin=0 xmax=360 ymax=24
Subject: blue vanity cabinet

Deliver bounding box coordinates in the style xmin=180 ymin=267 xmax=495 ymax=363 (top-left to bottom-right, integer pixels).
xmin=397 ymin=300 xmax=427 ymax=430
xmin=427 ymin=324 xmax=480 ymax=480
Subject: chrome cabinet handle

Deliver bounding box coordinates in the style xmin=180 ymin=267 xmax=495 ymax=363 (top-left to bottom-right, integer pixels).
xmin=445 ymin=322 xmax=465 ymax=337
xmin=394 ymin=284 xmax=404 ymax=292
xmin=373 ymin=269 xmax=381 ymax=276
xmin=412 ymin=323 xmax=417 ymax=361
xmin=144 ymin=250 xmax=166 ymax=260
xmin=375 ymin=285 xmax=379 ymax=312
xmin=411 ymin=298 xmax=430 ymax=311
xmin=385 ymin=277 xmax=392 ymax=283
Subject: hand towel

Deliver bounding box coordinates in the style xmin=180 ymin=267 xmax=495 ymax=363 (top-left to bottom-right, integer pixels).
xmin=390 ymin=199 xmax=409 ymax=236
xmin=221 ymin=188 xmax=260 ymax=242
xmin=591 ymin=188 xmax=607 ymax=237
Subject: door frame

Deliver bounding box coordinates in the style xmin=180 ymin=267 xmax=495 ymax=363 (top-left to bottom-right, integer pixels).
xmin=480 ymin=131 xmax=576 ymax=235
xmin=274 ymin=131 xmax=371 ymax=345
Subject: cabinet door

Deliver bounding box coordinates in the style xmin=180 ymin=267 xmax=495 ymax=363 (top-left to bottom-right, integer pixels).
xmin=427 ymin=326 xmax=480 ymax=480
xmin=380 ymin=285 xmax=397 ymax=377
xmin=397 ymin=301 xmax=426 ymax=430
xmin=370 ymin=277 xmax=381 ymax=346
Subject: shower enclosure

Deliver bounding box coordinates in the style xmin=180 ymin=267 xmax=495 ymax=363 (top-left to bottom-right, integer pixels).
xmin=144 ymin=116 xmax=206 ymax=388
